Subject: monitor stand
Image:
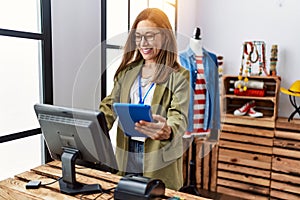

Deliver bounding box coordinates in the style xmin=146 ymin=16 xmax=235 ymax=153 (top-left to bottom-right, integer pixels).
xmin=59 ymin=147 xmax=102 ymax=195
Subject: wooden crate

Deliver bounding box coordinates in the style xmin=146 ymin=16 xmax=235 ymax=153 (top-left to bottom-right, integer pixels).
xmin=195 ymin=139 xmax=219 ymax=191
xmin=182 ymin=138 xmax=219 ymax=192
xmin=270 ymin=118 xmax=300 ymax=199
xmin=221 ymin=75 xmax=281 ymax=128
xmin=217 ymin=123 xmax=274 ymax=199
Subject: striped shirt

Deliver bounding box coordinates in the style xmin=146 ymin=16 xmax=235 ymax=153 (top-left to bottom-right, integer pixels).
xmin=184 ymin=55 xmax=210 ymax=138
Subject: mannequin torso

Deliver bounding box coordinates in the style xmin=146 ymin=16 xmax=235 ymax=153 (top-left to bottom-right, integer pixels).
xmin=189 ymin=38 xmax=203 ymax=56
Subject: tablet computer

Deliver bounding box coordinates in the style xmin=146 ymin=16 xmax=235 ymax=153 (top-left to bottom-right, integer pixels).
xmin=113 ymin=103 xmax=153 ymax=137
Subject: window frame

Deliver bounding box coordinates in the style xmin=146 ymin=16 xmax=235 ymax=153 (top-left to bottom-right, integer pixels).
xmin=0 ymin=0 xmax=53 ymax=161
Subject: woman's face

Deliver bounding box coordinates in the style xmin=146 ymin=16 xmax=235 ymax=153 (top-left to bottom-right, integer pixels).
xmin=135 ymin=20 xmax=163 ymax=64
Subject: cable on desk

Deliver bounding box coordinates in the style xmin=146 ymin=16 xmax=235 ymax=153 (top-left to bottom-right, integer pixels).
xmin=41 ymin=177 xmax=62 ymax=186
xmin=78 ymin=186 xmax=116 ymax=200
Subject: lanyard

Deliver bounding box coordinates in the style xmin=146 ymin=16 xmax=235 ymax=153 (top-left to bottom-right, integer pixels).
xmin=138 ymin=74 xmax=155 ymax=104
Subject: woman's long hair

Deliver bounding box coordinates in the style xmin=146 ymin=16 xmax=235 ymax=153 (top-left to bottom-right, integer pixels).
xmin=114 ymin=8 xmax=180 ymax=84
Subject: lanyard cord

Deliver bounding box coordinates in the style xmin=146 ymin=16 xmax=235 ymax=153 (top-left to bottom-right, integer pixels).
xmin=138 ymin=74 xmax=155 ymax=104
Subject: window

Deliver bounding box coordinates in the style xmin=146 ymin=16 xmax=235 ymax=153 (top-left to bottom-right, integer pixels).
xmin=0 ymin=0 xmax=52 ymax=180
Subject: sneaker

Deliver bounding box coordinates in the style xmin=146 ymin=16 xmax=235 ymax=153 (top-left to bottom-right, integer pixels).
xmin=247 ymin=107 xmax=263 ymax=118
xmin=233 ymin=100 xmax=255 ymax=116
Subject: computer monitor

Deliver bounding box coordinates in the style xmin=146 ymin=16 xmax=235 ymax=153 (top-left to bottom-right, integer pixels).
xmin=34 ymin=103 xmax=118 ymax=195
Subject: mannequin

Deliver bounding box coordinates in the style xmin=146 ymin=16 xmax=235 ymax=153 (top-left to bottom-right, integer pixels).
xmin=189 ymin=27 xmax=203 ymax=56
xmin=180 ymin=26 xmax=220 ymax=140
xmin=179 ymin=27 xmax=220 ymax=196
xmin=184 ymin=27 xmax=210 ymax=139
xmin=180 ymin=27 xmax=205 ymax=196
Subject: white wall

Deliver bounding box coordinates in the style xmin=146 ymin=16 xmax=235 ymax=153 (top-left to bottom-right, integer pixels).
xmin=51 ymin=0 xmax=102 ymax=110
xmin=177 ymin=0 xmax=197 ymax=40
xmin=52 ymin=0 xmax=300 ymax=118
xmin=194 ymin=0 xmax=300 ymax=118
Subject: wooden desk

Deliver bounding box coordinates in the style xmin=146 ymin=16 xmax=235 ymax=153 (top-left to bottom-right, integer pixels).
xmin=0 ymin=161 xmax=211 ymax=200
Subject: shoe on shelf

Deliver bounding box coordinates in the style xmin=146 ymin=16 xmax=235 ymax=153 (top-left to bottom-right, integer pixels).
xmin=247 ymin=107 xmax=263 ymax=118
xmin=233 ymin=100 xmax=255 ymax=116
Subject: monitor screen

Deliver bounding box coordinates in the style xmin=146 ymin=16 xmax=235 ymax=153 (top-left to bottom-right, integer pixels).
xmin=34 ymin=103 xmax=118 ymax=195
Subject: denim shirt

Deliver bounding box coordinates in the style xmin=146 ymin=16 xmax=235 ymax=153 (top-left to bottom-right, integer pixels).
xmin=179 ymin=47 xmax=220 ymax=135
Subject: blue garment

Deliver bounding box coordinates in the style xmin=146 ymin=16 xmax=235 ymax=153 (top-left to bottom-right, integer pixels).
xmin=179 ymin=47 xmax=220 ymax=138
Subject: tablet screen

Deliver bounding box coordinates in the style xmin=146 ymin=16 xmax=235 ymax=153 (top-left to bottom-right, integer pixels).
xmin=113 ymin=103 xmax=153 ymax=137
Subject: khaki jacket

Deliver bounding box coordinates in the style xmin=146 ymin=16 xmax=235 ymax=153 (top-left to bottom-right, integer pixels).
xmin=100 ymin=60 xmax=190 ymax=190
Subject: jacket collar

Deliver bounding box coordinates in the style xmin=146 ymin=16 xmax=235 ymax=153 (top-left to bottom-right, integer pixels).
xmin=120 ymin=60 xmax=143 ymax=102
xmin=151 ymin=81 xmax=165 ymax=114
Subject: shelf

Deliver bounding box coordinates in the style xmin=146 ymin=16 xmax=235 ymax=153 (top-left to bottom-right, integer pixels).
xmin=221 ymin=75 xmax=281 ymax=128
xmin=271 ymin=118 xmax=300 ymax=199
xmin=276 ymin=117 xmax=300 ymax=131
xmin=223 ymin=95 xmax=276 ymax=102
xmin=221 ymin=113 xmax=276 ymax=128
xmin=217 ymin=123 xmax=274 ymax=199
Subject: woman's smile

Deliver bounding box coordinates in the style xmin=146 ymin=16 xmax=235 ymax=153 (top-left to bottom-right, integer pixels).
xmin=140 ymin=48 xmax=153 ymax=55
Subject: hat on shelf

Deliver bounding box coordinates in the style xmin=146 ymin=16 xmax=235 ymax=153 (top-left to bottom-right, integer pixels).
xmin=280 ymin=80 xmax=300 ymax=97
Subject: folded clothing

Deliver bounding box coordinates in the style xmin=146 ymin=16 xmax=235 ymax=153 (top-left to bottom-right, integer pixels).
xmin=234 ymin=88 xmax=266 ymax=97
xmin=234 ymin=80 xmax=264 ymax=89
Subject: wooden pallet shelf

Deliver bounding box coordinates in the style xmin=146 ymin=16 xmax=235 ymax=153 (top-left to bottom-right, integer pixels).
xmin=221 ymin=113 xmax=277 ymax=128
xmin=217 ymin=123 xmax=274 ymax=199
xmin=224 ymin=94 xmax=276 ymax=102
xmin=221 ymin=75 xmax=281 ymax=128
xmin=270 ymin=118 xmax=300 ymax=199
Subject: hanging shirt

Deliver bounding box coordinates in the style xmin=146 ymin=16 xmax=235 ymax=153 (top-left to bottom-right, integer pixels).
xmin=179 ymin=47 xmax=220 ymax=140
xmin=183 ymin=55 xmax=210 ymax=138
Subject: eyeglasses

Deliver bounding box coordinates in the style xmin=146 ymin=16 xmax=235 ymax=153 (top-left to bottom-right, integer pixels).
xmin=135 ymin=32 xmax=161 ymax=42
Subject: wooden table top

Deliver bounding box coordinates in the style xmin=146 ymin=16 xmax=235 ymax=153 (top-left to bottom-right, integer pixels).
xmin=0 ymin=160 xmax=211 ymax=200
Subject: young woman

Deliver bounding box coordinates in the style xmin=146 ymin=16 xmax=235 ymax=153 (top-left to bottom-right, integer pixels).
xmin=100 ymin=8 xmax=190 ymax=190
